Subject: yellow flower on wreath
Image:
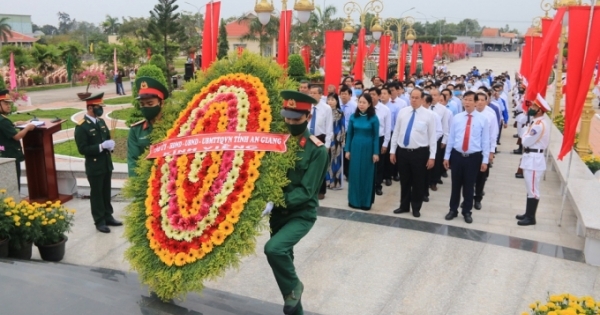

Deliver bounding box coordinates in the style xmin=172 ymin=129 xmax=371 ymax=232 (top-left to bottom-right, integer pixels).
xmin=211 ymin=230 xmax=226 ymax=246
xmin=201 ymin=242 xmax=213 ymax=254
xmin=226 ymin=212 xmax=240 ymax=224
xmin=219 ymin=221 xmax=234 ymax=236
xmin=174 ymin=252 xmax=188 ymax=267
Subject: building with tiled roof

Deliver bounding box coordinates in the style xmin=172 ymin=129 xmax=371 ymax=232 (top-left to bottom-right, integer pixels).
xmin=481 ymin=28 xmax=500 ymax=37
xmin=0 ymin=29 xmax=38 ymax=46
xmin=225 ymin=13 xmax=276 ymax=57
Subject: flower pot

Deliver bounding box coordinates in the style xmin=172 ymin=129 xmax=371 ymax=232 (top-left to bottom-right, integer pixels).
xmin=77 ymin=92 xmax=92 ymax=100
xmin=8 ymin=241 xmax=33 ymax=260
xmin=0 ymin=238 xmax=8 ymax=258
xmin=36 ymin=235 xmax=68 ymax=262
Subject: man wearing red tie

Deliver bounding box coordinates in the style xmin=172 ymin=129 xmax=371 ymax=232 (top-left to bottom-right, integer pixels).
xmin=443 ymin=91 xmax=490 ymax=224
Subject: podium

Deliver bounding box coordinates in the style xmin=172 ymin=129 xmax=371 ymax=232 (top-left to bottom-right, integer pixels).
xmin=22 ymin=119 xmax=73 ymax=203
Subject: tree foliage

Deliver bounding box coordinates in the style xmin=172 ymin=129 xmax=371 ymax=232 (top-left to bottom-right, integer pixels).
xmin=217 ymin=19 xmax=228 ymax=59
xmin=148 ymin=0 xmax=185 ymax=64
xmin=0 ymin=46 xmax=34 ymax=76
xmin=177 ymin=11 xmax=203 ymax=52
xmin=57 ymin=12 xmax=75 ymax=34
xmin=288 ymin=54 xmax=306 ymax=80
xmin=240 ymin=15 xmax=279 ymax=57
xmin=102 ymin=15 xmax=121 ymax=35
xmin=119 ymin=17 xmax=151 ymax=40
xmin=57 ymin=41 xmax=85 ymax=73
xmin=31 ymin=43 xmax=63 ymax=75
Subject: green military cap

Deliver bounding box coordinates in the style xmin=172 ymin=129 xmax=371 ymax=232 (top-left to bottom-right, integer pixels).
xmin=0 ymin=89 xmax=12 ymax=103
xmin=135 ymin=76 xmax=169 ymax=100
xmin=84 ymin=93 xmax=105 ymax=106
xmin=280 ymin=90 xmax=317 ymax=119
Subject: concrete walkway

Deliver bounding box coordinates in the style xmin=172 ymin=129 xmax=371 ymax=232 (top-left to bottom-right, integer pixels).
xmin=10 ymin=52 xmax=600 ymax=315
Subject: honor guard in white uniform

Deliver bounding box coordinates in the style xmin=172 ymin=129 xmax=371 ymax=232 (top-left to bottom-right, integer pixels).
xmin=515 ymin=94 xmax=551 ymax=226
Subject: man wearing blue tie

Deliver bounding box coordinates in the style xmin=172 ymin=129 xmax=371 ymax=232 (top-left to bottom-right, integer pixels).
xmin=389 ymin=88 xmax=438 ymax=218
xmin=443 ymin=91 xmax=490 ymax=224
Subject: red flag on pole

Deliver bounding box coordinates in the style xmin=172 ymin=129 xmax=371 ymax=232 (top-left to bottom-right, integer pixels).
xmin=398 ymin=43 xmax=407 ymax=81
xmin=410 ymin=44 xmax=419 ymax=76
xmin=9 ymin=52 xmax=16 ymax=90
xmin=559 ymin=5 xmax=600 ymax=160
xmin=353 ymin=28 xmax=366 ymax=81
xmin=202 ymin=1 xmax=221 ymax=70
xmin=520 ymin=36 xmax=533 ymax=80
xmin=277 ymin=10 xmax=293 ymax=68
xmin=378 ymin=35 xmax=391 ymax=80
xmin=324 ymin=31 xmax=344 ymax=95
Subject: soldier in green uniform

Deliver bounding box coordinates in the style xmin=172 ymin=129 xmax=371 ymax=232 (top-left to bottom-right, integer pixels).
xmin=74 ymin=93 xmax=121 ymax=233
xmin=0 ymin=90 xmax=36 ymax=191
xmin=127 ymin=77 xmax=169 ymax=177
xmin=264 ymin=90 xmax=328 ymax=315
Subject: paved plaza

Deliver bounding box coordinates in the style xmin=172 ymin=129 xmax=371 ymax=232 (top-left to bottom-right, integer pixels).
xmin=4 ymin=52 xmax=600 ymax=315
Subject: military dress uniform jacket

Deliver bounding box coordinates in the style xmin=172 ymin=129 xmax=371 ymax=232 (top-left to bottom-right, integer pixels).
xmin=519 ymin=115 xmax=550 ymax=172
xmin=0 ymin=115 xmax=24 ymax=162
xmin=271 ymin=130 xmax=328 ymax=229
xmin=127 ymin=120 xmax=152 ymax=177
xmin=74 ymin=116 xmax=114 ymax=176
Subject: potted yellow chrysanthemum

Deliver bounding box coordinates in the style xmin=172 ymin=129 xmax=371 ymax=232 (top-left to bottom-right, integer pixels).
xmin=3 ymin=197 xmax=43 ymax=260
xmin=34 ymin=201 xmax=75 ymax=262
xmin=0 ymin=189 xmax=12 ymax=257
xmin=522 ymin=293 xmax=598 ymax=315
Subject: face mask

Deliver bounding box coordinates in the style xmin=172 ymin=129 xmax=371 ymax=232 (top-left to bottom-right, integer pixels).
xmin=141 ymin=105 xmax=162 ymax=121
xmin=286 ymin=121 xmax=308 ymax=136
xmin=406 ymin=87 xmax=413 ymax=93
xmin=453 ymin=90 xmax=461 ymax=96
xmin=528 ymin=108 xmax=539 ymax=116
xmin=353 ymin=89 xmax=362 ymax=97
xmin=93 ymin=107 xmax=104 ymax=117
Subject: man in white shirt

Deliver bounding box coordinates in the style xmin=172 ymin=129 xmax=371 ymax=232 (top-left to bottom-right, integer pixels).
xmin=390 ymin=89 xmax=437 ymax=217
xmin=430 ymin=89 xmax=453 ymax=191
xmin=299 ymin=81 xmax=310 ymax=94
xmin=381 ymin=85 xmax=400 ymax=185
xmin=370 ymin=87 xmax=392 ymax=195
xmin=308 ymin=85 xmax=334 ymax=200
xmin=421 ymin=93 xmax=443 ymax=203
xmin=390 ymin=82 xmax=409 ymax=111
xmin=339 ymin=85 xmax=357 ymax=179
xmin=473 ymin=92 xmax=499 ymax=210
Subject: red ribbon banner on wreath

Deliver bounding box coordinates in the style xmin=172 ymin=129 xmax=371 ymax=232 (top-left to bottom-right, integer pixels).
xmin=147 ymin=132 xmax=291 ymax=159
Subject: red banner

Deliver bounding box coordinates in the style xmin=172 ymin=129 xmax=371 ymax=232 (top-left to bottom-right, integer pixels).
xmin=378 ymin=35 xmax=391 ymax=80
xmin=520 ymin=36 xmax=532 ymax=80
xmin=324 ymin=31 xmax=344 ymax=96
xmin=301 ymin=45 xmax=311 ymax=73
xmin=525 ymin=8 xmax=565 ymax=101
xmin=420 ymin=43 xmax=434 ymax=75
xmin=398 ymin=43 xmax=407 ymax=81
xmin=410 ymin=44 xmax=419 ymax=76
xmin=353 ymin=28 xmax=366 ymax=81
xmin=202 ymin=1 xmax=221 ymax=71
xmin=277 ymin=10 xmax=293 ymax=68
xmin=559 ymin=5 xmax=600 ymax=160
xmin=147 ymin=132 xmax=291 ymax=158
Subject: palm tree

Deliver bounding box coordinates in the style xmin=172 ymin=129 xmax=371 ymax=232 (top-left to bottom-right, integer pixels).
xmin=31 ymin=43 xmax=62 ymax=76
xmin=102 ymin=15 xmax=121 ymax=35
xmin=0 ymin=17 xmax=13 ymax=52
xmin=291 ymin=5 xmax=341 ymax=70
xmin=239 ymin=14 xmax=279 ymax=57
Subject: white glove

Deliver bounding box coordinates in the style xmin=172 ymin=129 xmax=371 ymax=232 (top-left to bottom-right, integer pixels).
xmin=261 ymin=201 xmax=274 ymax=217
xmin=101 ymin=140 xmax=115 ymax=150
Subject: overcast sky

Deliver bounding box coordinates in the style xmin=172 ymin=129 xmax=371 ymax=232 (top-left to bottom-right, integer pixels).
xmin=7 ymin=0 xmax=541 ymax=33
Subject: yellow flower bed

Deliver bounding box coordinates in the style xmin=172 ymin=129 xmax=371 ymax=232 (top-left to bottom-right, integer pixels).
xmin=522 ymin=294 xmax=598 ymax=315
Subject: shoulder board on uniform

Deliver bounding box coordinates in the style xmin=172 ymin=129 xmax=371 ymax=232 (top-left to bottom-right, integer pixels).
xmin=130 ymin=119 xmax=147 ymax=127
xmin=77 ymin=119 xmax=85 ymax=125
xmin=97 ymin=117 xmax=104 ymax=122
xmin=309 ymin=135 xmax=324 ymax=147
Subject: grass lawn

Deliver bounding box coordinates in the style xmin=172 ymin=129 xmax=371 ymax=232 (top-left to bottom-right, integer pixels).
xmin=109 ymin=107 xmax=136 ymax=121
xmin=104 ymin=96 xmax=133 ymax=105
xmin=54 ymin=129 xmax=129 ymax=163
xmin=173 ymin=57 xmax=187 ymax=69
xmin=7 ymin=108 xmax=81 ymax=129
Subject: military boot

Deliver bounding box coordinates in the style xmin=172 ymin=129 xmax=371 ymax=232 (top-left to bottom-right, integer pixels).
xmin=518 ymin=198 xmax=538 ymax=226
xmin=283 ymin=281 xmax=303 ymax=315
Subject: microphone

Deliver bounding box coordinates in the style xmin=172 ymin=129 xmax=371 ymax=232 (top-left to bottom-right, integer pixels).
xmin=26 ymin=112 xmax=38 ymax=121
xmin=51 ymin=116 xmax=61 ymax=123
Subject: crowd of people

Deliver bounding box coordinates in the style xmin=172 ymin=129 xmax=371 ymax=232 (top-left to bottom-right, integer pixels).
xmin=302 ymin=65 xmax=550 ymax=226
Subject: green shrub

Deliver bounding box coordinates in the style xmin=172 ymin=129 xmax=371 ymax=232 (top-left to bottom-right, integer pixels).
xmin=288 ymin=54 xmax=306 ymax=81
xmin=0 ymin=74 xmax=5 ymax=90
xmin=31 ymin=75 xmax=44 ymax=85
xmin=149 ymin=54 xmax=168 ymax=81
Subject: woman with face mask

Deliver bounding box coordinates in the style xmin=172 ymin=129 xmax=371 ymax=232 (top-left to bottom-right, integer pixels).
xmin=344 ymin=93 xmax=380 ymax=210
xmin=127 ymin=77 xmax=170 ymax=177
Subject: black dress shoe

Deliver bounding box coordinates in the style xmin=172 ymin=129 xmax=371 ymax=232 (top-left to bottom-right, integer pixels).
xmin=429 ymin=184 xmax=438 ymax=191
xmin=474 ymin=201 xmax=482 ymax=210
xmin=393 ymin=208 xmax=410 ymax=214
xmin=437 ymin=179 xmax=443 ymax=184
xmin=106 ymin=218 xmax=123 ymax=226
xmin=445 ymin=212 xmax=457 ymax=220
xmin=385 ymin=179 xmax=392 ymax=186
xmin=482 ymin=191 xmax=485 ymax=196
xmin=515 ymin=173 xmax=524 ymax=179
xmin=464 ymin=214 xmax=473 ymax=224
xmin=513 ymin=134 xmax=519 ymax=138
xmin=515 ymin=213 xmax=526 ymax=220
xmin=423 ymin=196 xmax=429 ymax=202
xmin=412 ymin=211 xmax=421 ymax=218
xmin=375 ymin=188 xmax=383 ymax=196
xmin=96 ymin=225 xmax=111 ymax=233
xmin=441 ymin=172 xmax=448 ymax=178
xmin=460 ymin=202 xmax=464 ymax=208
xmin=392 ymin=176 xmax=400 ymax=182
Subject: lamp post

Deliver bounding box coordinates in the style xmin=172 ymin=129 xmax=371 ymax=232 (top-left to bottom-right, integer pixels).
xmin=254 ymin=0 xmax=315 ymax=25
xmin=415 ymin=11 xmax=428 ymax=36
xmin=342 ymin=0 xmax=384 ymax=29
xmin=431 ymin=15 xmax=445 ymax=44
xmin=383 ymin=17 xmax=416 ymax=81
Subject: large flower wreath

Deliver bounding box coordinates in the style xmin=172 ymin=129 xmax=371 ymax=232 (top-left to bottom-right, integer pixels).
xmin=124 ymin=53 xmax=299 ymax=300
